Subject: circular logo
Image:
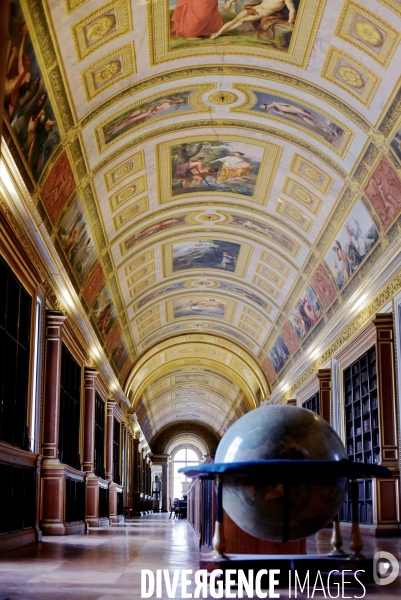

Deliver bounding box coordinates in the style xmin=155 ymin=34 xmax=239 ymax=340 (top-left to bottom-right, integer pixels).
xmin=337 ymin=65 xmax=364 ymax=89
xmin=208 ymin=91 xmax=238 ymax=105
xmin=95 ymin=60 xmax=121 ymax=83
xmin=354 ymin=20 xmax=383 ymax=47
xmin=86 ymin=15 xmax=116 ymax=41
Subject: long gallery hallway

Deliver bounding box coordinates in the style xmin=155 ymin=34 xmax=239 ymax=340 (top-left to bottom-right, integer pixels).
xmin=1 ymin=514 xmax=401 ymax=600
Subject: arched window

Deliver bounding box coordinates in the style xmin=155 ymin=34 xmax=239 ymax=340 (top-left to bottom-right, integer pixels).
xmin=172 ymin=447 xmax=200 ymax=499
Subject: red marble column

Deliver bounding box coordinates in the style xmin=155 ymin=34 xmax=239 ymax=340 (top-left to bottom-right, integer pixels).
xmin=83 ymin=367 xmax=98 ymax=473
xmin=42 ymin=311 xmax=66 ymax=461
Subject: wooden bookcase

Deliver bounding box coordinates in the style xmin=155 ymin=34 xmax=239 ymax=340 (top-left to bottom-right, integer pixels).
xmin=302 ymin=391 xmax=320 ymax=415
xmin=340 ymin=345 xmax=377 ymax=524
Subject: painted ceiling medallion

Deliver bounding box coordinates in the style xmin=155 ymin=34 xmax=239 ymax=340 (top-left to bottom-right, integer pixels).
xmin=86 ymin=15 xmax=116 ymax=40
xmin=94 ymin=60 xmax=121 ymax=82
xmin=337 ymin=66 xmax=364 ymax=89
xmin=302 ymin=166 xmax=321 ymax=182
xmin=353 ymin=20 xmax=383 ymax=47
xmin=208 ymin=91 xmax=238 ymax=105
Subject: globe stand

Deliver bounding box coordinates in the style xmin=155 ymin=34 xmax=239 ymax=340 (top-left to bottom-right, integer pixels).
xmin=329 ymin=513 xmax=345 ymax=555
xmin=180 ymin=459 xmax=392 ymax=587
xmin=211 ymin=475 xmax=227 ymax=559
xmin=348 ymin=479 xmax=365 ymax=560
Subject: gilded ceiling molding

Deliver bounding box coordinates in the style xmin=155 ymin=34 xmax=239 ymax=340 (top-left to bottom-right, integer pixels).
xmin=80 ymin=65 xmax=371 ymax=131
xmin=321 ymin=47 xmax=381 ymax=107
xmin=92 ymin=119 xmax=349 ymax=180
xmin=233 ymin=84 xmax=354 ymax=159
xmin=378 ymin=0 xmax=401 ymax=15
xmin=104 ymin=150 xmax=145 ymax=192
xmin=95 ymin=84 xmax=216 ymax=153
xmin=148 ymin=0 xmax=324 ymax=68
xmin=81 ymin=42 xmax=136 ymax=101
xmin=289 ymin=155 xmax=334 ymax=195
xmin=334 ymin=0 xmax=400 ymax=68
xmin=65 ymin=0 xmax=90 ymax=14
xmin=72 ymin=0 xmax=132 ymax=62
xmin=112 ymin=203 xmax=308 ymax=267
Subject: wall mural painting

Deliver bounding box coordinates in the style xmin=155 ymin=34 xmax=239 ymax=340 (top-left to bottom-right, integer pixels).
xmin=324 ymin=199 xmax=378 ymax=290
xmin=137 ymin=282 xmax=185 ymax=309
xmin=171 ymin=141 xmax=263 ymax=197
xmin=230 ymin=214 xmax=297 ymax=254
xmin=136 ymin=399 xmax=153 ymax=439
xmin=58 ymin=195 xmax=97 ymax=284
xmin=310 ymin=263 xmax=337 ymax=310
xmin=5 ymin=1 xmax=60 ymax=181
xmin=281 ymin=320 xmax=299 ymax=354
xmin=262 ymin=356 xmax=277 ymax=382
xmin=112 ymin=335 xmax=129 ymax=372
xmin=124 ymin=215 xmax=187 ymax=252
xmin=40 ymin=151 xmax=76 ymax=225
xmin=101 ymin=91 xmax=194 ymax=147
xmin=364 ymin=155 xmax=401 ymax=230
xmin=390 ymin=126 xmax=401 ymax=161
xmin=82 ymin=262 xmax=106 ymax=307
xmin=174 ymin=297 xmax=227 ymax=318
xmin=268 ymin=334 xmax=290 ymax=374
xmin=120 ymin=355 xmax=134 ymax=384
xmin=92 ymin=285 xmax=117 ymax=338
xmin=173 ymin=240 xmax=241 ymax=272
xmin=289 ymin=285 xmax=321 ymax=341
xmin=170 ymin=0 xmax=300 ymax=51
xmin=217 ymin=281 xmax=268 ymax=309
xmin=253 ymin=91 xmax=343 ymax=147
xmin=105 ymin=321 xmax=122 ymax=354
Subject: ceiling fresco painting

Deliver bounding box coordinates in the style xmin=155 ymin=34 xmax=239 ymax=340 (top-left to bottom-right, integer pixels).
xmin=4 ymin=0 xmax=401 ymax=442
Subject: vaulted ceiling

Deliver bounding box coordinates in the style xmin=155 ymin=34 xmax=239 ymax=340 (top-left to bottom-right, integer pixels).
xmin=4 ymin=0 xmax=401 ymax=444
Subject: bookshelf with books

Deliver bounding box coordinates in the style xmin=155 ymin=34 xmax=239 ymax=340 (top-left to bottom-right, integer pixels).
xmin=340 ymin=346 xmax=377 ymax=525
xmin=337 ymin=314 xmax=400 ymax=535
xmin=303 ymin=391 xmax=320 ymax=415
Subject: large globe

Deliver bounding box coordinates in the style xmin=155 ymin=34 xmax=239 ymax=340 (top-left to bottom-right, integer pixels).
xmin=215 ymin=405 xmax=348 ymax=542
